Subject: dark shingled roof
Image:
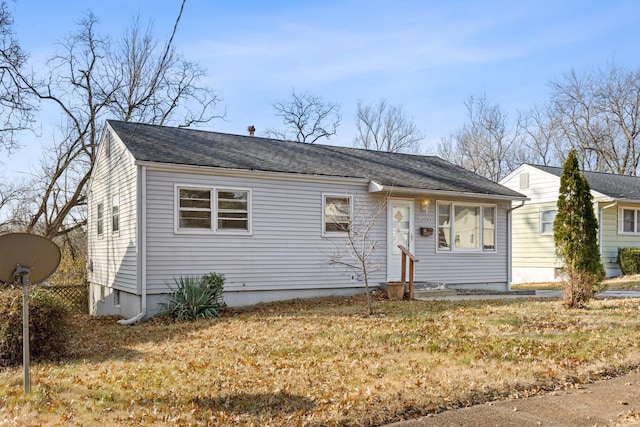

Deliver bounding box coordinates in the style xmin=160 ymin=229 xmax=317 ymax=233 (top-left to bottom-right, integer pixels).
xmin=107 ymin=120 xmax=526 ymax=199
xmin=533 ymin=164 xmax=640 ymax=200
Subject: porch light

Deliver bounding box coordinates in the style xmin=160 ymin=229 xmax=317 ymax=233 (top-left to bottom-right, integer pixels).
xmin=421 ymin=199 xmax=430 ymax=213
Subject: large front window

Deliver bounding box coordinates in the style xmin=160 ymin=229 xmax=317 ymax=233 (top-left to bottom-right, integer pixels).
xmin=177 ymin=186 xmax=251 ymax=233
xmin=437 ymin=202 xmax=497 ymax=252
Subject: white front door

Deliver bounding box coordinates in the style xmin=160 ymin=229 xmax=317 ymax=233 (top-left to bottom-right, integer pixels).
xmin=387 ymin=199 xmax=414 ymax=281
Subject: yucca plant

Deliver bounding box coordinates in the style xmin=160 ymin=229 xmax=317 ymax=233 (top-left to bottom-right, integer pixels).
xmin=158 ymin=274 xmax=226 ymax=321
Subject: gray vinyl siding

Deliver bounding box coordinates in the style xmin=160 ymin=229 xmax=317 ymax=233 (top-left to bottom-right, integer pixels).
xmin=413 ymin=198 xmax=511 ymax=287
xmin=87 ymin=128 xmax=138 ymax=293
xmin=143 ymin=169 xmax=388 ymax=295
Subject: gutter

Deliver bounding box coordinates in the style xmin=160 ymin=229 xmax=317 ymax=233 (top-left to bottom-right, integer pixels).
xmin=506 ymin=201 xmax=526 ymax=289
xmin=368 ymin=180 xmax=529 ymax=202
xmin=118 ymin=165 xmax=147 ymax=325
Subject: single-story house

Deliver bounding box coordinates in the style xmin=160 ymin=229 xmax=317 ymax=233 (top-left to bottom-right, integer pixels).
xmin=500 ymin=163 xmax=640 ymax=283
xmin=88 ymin=120 xmax=527 ymax=320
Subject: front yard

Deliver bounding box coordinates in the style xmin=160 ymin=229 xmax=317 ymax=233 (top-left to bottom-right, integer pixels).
xmin=1 ymin=294 xmax=640 ymax=426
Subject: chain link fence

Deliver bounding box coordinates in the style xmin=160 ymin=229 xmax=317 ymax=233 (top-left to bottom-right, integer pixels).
xmin=41 ymin=283 xmax=89 ymax=314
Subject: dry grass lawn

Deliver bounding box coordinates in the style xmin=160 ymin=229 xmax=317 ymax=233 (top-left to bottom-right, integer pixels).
xmin=1 ymin=294 xmax=640 ymax=426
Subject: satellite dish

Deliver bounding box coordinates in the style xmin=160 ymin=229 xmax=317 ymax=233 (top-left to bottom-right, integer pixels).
xmin=0 ymin=233 xmax=61 ymax=285
xmin=0 ymin=232 xmax=61 ymax=394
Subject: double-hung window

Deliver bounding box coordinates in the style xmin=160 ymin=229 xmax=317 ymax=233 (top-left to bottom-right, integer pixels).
xmin=620 ymin=207 xmax=640 ymax=234
xmin=540 ymin=209 xmax=557 ymax=235
xmin=177 ymin=186 xmax=251 ymax=233
xmin=323 ymin=195 xmax=352 ymax=234
xmin=112 ymin=195 xmax=120 ymax=233
xmin=97 ymin=202 xmax=104 ymax=236
xmin=437 ymin=202 xmax=497 ymax=252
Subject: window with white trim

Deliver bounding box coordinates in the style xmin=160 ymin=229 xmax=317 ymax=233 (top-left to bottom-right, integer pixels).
xmin=437 ymin=202 xmax=497 ymax=252
xmin=540 ymin=209 xmax=557 ymax=235
xmin=177 ymin=186 xmax=251 ymax=233
xmin=97 ymin=202 xmax=104 ymax=236
xmin=216 ymin=189 xmax=249 ymax=231
xmin=620 ymin=208 xmax=640 ymax=234
xmin=112 ymin=195 xmax=120 ymax=233
xmin=323 ymin=195 xmax=352 ymax=233
xmin=179 ymin=188 xmax=212 ymax=229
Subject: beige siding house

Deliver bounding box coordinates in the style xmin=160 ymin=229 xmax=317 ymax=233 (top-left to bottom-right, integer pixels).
xmin=501 ymin=164 xmax=640 ymax=283
xmin=88 ymin=120 xmax=527 ymax=320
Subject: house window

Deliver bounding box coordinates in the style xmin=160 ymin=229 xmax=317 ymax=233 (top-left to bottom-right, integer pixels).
xmin=323 ymin=195 xmax=352 ymax=233
xmin=176 ymin=186 xmax=252 ymax=233
xmin=112 ymin=195 xmax=120 ymax=233
xmin=483 ymin=206 xmax=496 ymax=250
xmin=622 ymin=208 xmax=639 ymax=233
xmin=437 ymin=202 xmax=497 ymax=252
xmin=216 ymin=189 xmax=249 ymax=231
xmin=540 ymin=209 xmax=557 ymax=235
xmin=97 ymin=202 xmax=104 ymax=235
xmin=179 ymin=188 xmax=212 ymax=229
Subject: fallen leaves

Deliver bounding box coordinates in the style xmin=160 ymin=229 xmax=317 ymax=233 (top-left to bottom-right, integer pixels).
xmin=0 ymin=295 xmax=639 ymax=426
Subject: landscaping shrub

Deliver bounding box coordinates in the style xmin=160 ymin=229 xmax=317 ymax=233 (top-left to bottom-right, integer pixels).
xmin=158 ymin=273 xmax=226 ymax=321
xmin=0 ymin=287 xmax=70 ymax=367
xmin=617 ymin=248 xmax=640 ymax=275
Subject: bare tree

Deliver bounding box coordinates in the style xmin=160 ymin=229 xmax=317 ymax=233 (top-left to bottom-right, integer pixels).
xmin=548 ymin=64 xmax=640 ymax=175
xmin=437 ymin=94 xmax=522 ymax=181
xmin=353 ymin=99 xmax=424 ymax=153
xmin=0 ymin=1 xmax=34 ymax=154
xmin=519 ymin=104 xmax=566 ymax=167
xmin=327 ymin=196 xmax=387 ymax=316
xmin=12 ymin=1 xmax=222 ymax=239
xmin=264 ymin=90 xmax=340 ymax=143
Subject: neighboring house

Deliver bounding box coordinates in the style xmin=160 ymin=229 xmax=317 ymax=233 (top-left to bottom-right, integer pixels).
xmin=88 ymin=120 xmax=527 ymax=320
xmin=500 ymin=164 xmax=640 ymax=283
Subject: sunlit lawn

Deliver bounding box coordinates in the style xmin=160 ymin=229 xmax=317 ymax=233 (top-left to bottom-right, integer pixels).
xmin=511 ymin=275 xmax=640 ymax=291
xmin=1 ymin=294 xmax=640 ymax=426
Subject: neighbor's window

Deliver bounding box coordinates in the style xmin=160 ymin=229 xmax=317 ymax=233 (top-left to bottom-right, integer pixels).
xmin=437 ymin=202 xmax=497 ymax=252
xmin=324 ymin=195 xmax=352 ymax=233
xmin=622 ymin=208 xmax=639 ymax=233
xmin=217 ymin=189 xmax=249 ymax=231
xmin=112 ymin=195 xmax=120 ymax=233
xmin=178 ymin=188 xmax=212 ymax=229
xmin=540 ymin=209 xmax=557 ymax=235
xmin=97 ymin=202 xmax=104 ymax=235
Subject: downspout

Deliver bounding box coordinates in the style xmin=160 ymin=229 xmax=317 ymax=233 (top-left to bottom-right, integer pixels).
xmin=507 ymin=201 xmax=526 ymax=289
xmin=598 ymin=201 xmax=617 ymax=268
xmin=118 ymin=165 xmax=147 ymax=325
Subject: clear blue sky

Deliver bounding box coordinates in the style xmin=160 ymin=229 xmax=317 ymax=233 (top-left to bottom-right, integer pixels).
xmin=4 ymin=0 xmax=640 ymax=178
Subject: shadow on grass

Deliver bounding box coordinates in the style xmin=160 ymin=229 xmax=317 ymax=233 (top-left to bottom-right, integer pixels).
xmin=191 ymin=391 xmax=315 ymax=415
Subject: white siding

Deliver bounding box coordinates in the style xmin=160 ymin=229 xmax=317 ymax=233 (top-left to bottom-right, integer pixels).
xmin=87 ymin=127 xmax=138 ymax=294
xmin=143 ymin=169 xmax=388 ymax=297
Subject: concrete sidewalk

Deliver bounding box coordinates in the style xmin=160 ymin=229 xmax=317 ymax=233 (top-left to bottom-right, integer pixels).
xmin=386 ymin=370 xmax=640 ymax=427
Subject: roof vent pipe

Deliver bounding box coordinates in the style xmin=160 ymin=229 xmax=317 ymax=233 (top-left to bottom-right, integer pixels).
xmin=247 ymin=125 xmax=255 ymax=136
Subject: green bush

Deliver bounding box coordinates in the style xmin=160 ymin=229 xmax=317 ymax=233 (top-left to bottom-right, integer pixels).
xmin=0 ymin=287 xmax=70 ymax=367
xmin=618 ymin=248 xmax=640 ymax=275
xmin=158 ymin=273 xmax=226 ymax=321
